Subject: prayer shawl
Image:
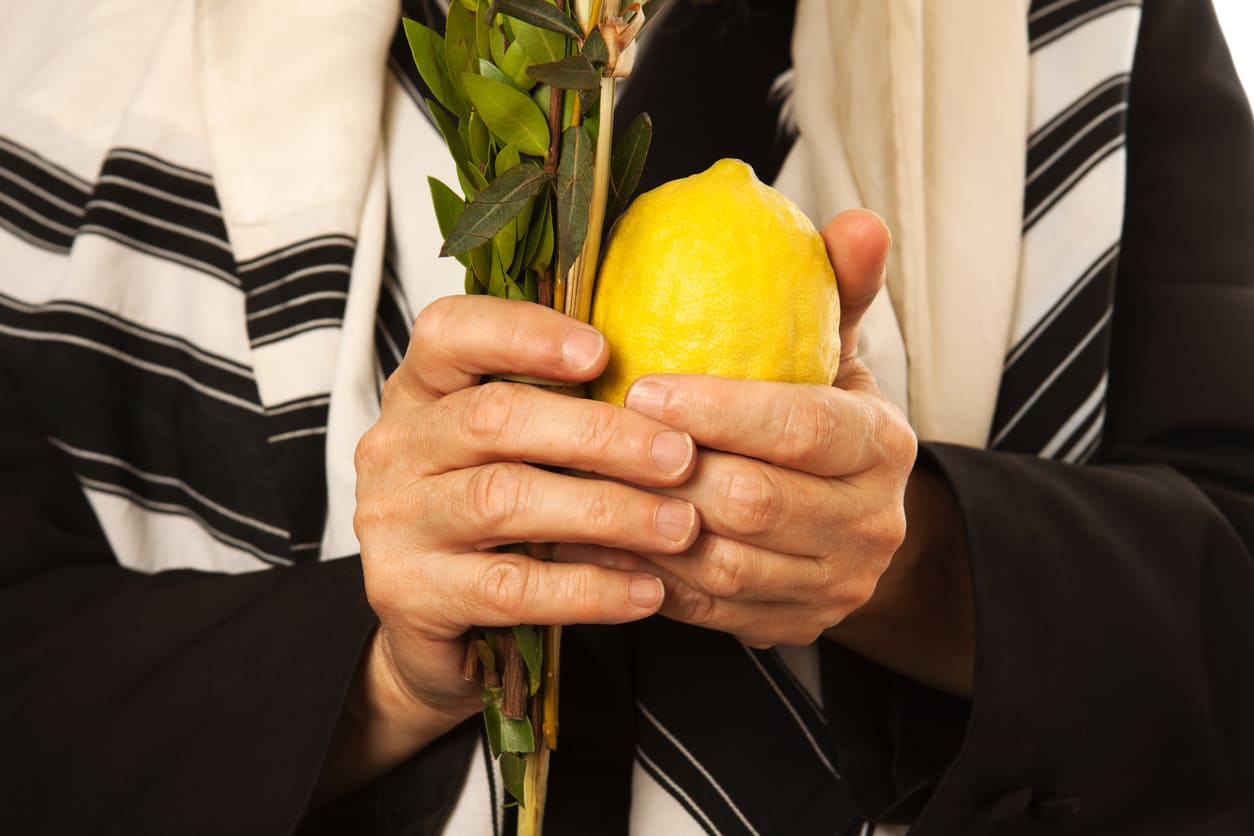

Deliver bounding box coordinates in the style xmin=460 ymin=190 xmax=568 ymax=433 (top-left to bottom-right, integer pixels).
xmin=0 ymin=0 xmax=1141 ymax=832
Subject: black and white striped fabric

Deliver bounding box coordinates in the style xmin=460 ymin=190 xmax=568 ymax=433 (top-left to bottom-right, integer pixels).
xmin=0 ymin=0 xmax=1147 ymax=833
xmin=989 ymin=0 xmax=1143 ymax=460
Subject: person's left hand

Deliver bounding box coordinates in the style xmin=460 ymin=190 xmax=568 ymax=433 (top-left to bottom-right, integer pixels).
xmin=555 ymin=210 xmax=915 ymax=647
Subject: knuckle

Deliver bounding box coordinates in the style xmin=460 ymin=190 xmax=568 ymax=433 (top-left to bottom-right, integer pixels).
xmin=670 ymin=584 xmax=718 ymax=628
xmin=873 ymin=406 xmax=918 ymax=472
xmin=477 ymin=556 xmax=533 ymax=617
xmin=582 ymin=482 xmax=625 ymax=538
xmin=695 ymin=540 xmax=749 ymax=599
xmin=462 ymin=381 xmax=519 ymax=444
xmin=777 ymin=395 xmax=837 ymax=462
xmin=353 ymin=424 xmax=388 ymax=477
xmin=411 ymin=295 xmax=458 ymax=349
xmin=716 ymin=464 xmax=782 ymax=539
xmin=468 ymin=462 xmax=529 ymax=528
xmin=861 ymin=505 xmax=907 ymax=555
xmin=571 ymin=400 xmax=621 ymax=461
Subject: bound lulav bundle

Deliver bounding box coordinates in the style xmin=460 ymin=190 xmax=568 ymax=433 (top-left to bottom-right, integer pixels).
xmin=402 ymin=1 xmax=663 ymax=832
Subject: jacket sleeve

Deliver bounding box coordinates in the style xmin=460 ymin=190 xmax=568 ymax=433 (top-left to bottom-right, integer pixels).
xmin=0 ymin=363 xmax=399 ymax=835
xmin=822 ymin=1 xmax=1254 ymax=832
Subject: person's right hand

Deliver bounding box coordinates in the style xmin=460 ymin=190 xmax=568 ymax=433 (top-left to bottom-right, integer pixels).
xmin=331 ymin=295 xmax=699 ymax=795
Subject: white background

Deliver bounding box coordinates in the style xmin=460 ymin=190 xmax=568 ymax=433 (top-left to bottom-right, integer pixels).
xmin=1214 ymin=0 xmax=1253 ymax=99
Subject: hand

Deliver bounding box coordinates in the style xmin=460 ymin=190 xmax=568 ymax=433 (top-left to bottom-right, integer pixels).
xmin=555 ymin=210 xmax=917 ymax=648
xmin=322 ymin=295 xmax=701 ymax=800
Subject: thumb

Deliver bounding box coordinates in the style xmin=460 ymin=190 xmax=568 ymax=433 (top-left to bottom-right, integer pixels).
xmin=821 ymin=209 xmax=892 ymax=362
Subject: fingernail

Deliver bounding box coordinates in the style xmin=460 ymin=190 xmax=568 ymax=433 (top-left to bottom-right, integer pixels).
xmin=625 ymin=380 xmax=666 ymax=419
xmin=654 ymin=500 xmax=695 ymax=542
xmin=629 ymin=576 xmax=664 ymax=609
xmin=561 ymin=328 xmax=603 ymax=370
xmin=650 ymin=430 xmax=693 ymax=475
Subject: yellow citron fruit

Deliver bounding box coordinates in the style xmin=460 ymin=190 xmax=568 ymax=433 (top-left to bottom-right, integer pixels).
xmin=590 ymin=158 xmax=840 ymax=406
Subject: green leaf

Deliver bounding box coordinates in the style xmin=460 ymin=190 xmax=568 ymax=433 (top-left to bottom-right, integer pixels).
xmin=520 ymin=193 xmax=552 ymax=270
xmin=510 ymin=17 xmax=566 ymax=66
xmin=474 ymin=0 xmax=494 ymax=66
xmin=496 ymin=143 xmax=522 ymax=174
xmin=465 ymin=265 xmax=484 ymax=294
xmin=429 ymin=100 xmax=488 ymax=197
xmin=579 ymin=81 xmax=601 ymax=117
xmin=402 ymin=19 xmax=466 ymax=118
xmin=531 ymin=85 xmax=576 ymax=132
xmin=502 ymin=714 xmax=536 ymax=753
xmin=493 ymin=217 xmax=517 ymax=274
xmin=526 ymin=54 xmax=601 ymax=90
xmin=484 ymin=697 xmax=536 ymax=756
xmin=443 ymin=163 xmax=553 ymax=257
xmin=490 ymin=22 xmax=509 ymax=66
xmin=496 ymin=0 xmax=583 ymax=41
xmin=527 ymin=194 xmax=555 ymax=270
xmin=581 ymin=27 xmax=608 ymax=64
xmin=505 ymin=274 xmax=529 ymax=301
xmin=500 ymin=752 xmax=527 ymax=806
xmin=609 ymin=112 xmax=653 ymax=219
xmin=463 ymin=74 xmax=551 ymax=157
xmin=477 ymin=57 xmax=521 ymax=95
xmin=582 ymin=109 xmax=600 ymax=146
xmin=555 ymin=124 xmax=594 ymax=276
xmin=445 ymin=0 xmax=480 ymax=106
xmin=488 ymin=244 xmax=508 ymax=296
xmin=500 ymin=40 xmax=536 ymax=91
xmin=512 ymin=625 xmax=543 ymax=695
xmin=465 ymin=110 xmax=492 ymax=170
xmin=482 ymin=694 xmax=504 ymax=757
xmin=470 ymin=241 xmax=492 ymax=285
xmin=428 ymin=177 xmax=470 ymax=266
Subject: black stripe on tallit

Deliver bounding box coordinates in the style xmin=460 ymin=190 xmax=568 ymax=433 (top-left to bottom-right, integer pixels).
xmin=79 ymin=148 xmax=238 ymax=287
xmin=1027 ymin=75 xmax=1131 ymax=177
xmin=634 ymin=618 xmax=861 ymax=835
xmin=0 ymin=326 xmax=290 ymax=563
xmin=1023 ymin=107 xmax=1127 ymax=229
xmin=238 ymin=236 xmax=354 ymax=347
xmin=993 ymin=246 xmax=1119 ymax=429
xmin=1029 ymin=0 xmax=1142 ymax=52
xmin=0 ymin=135 xmax=89 ymax=252
xmin=375 ymin=259 xmax=413 ymax=381
xmin=991 ymin=312 xmax=1113 ymax=455
xmin=0 ymin=292 xmax=257 ymax=408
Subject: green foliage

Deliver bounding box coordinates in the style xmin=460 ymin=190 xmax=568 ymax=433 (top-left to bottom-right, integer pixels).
xmin=462 ymin=73 xmax=551 ymax=156
xmin=526 ymin=55 xmax=601 ymax=90
xmin=403 ymin=3 xmax=658 ymax=814
xmin=500 ymin=752 xmax=528 ymax=806
xmin=555 ymin=125 xmax=594 ymax=276
xmin=441 ymin=163 xmax=553 ymax=257
xmin=608 ymin=112 xmax=653 ymax=220
xmin=512 ymin=624 xmax=544 ymax=695
xmin=495 ymin=0 xmax=583 ymax=40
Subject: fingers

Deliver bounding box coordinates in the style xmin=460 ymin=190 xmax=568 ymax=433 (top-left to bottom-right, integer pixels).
xmin=624 ymin=376 xmax=912 ymax=477
xmin=658 ymin=450 xmax=907 ymax=555
xmin=408 ymin=380 xmax=695 ymax=486
xmin=552 ymin=543 xmax=868 ymax=648
xmin=370 ymin=550 xmax=667 ymax=641
xmin=391 ymin=295 xmax=608 ymax=403
xmin=821 ymin=209 xmax=891 ymax=361
xmin=409 ymin=462 xmax=699 ymax=553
